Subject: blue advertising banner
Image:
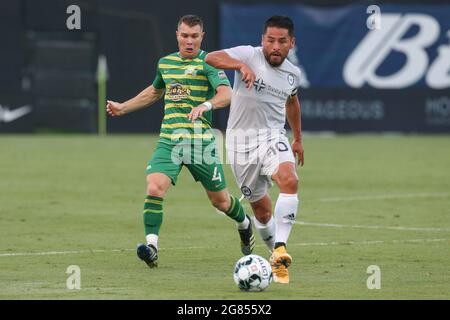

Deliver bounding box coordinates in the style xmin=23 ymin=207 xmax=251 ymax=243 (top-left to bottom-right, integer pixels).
xmin=220 ymin=4 xmax=450 ymax=89
xmin=219 ymin=4 xmax=450 ymax=132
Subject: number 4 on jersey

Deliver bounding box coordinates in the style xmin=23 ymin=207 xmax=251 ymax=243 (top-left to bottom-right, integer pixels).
xmin=212 ymin=166 xmax=222 ymax=182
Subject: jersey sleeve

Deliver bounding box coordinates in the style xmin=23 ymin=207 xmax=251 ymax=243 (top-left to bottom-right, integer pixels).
xmin=151 ymin=60 xmax=165 ymax=90
xmin=290 ymin=67 xmax=302 ymax=97
xmin=224 ymin=45 xmax=255 ymax=64
xmin=205 ymin=63 xmax=231 ymax=90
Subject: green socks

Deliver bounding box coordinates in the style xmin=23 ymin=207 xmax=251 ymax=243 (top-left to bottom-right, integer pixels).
xmin=143 ymin=194 xmax=247 ymax=237
xmin=225 ymin=195 xmax=246 ymax=223
xmin=143 ymin=195 xmax=163 ymax=236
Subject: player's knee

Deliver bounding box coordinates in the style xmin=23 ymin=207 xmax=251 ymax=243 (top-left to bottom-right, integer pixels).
xmin=254 ymin=210 xmax=272 ymax=224
xmin=251 ymin=200 xmax=272 ymax=224
xmin=146 ymin=182 xmax=166 ymax=198
xmin=279 ymin=175 xmax=298 ymax=193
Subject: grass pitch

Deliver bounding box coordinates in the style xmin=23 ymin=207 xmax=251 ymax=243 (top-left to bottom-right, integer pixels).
xmin=0 ymin=134 xmax=449 ymax=299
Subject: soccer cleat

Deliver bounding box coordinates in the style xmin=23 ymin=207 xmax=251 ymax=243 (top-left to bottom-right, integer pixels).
xmin=272 ymin=263 xmax=290 ymax=284
xmin=137 ymin=243 xmax=158 ymax=268
xmin=270 ymin=246 xmax=292 ymax=284
xmin=238 ymin=215 xmax=256 ymax=255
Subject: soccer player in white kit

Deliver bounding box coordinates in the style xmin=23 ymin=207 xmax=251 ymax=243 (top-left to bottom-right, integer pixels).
xmin=189 ymin=16 xmax=304 ymax=284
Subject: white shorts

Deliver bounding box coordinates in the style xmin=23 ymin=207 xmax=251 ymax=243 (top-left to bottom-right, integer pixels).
xmin=227 ymin=136 xmax=295 ymax=203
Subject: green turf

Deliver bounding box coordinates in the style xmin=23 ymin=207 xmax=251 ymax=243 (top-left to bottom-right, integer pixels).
xmin=0 ymin=134 xmax=449 ymax=299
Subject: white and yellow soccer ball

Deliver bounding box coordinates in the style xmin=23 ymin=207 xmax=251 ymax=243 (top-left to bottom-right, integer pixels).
xmin=233 ymin=254 xmax=273 ymax=292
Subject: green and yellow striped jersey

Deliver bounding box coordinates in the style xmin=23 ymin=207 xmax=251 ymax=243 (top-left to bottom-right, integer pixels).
xmin=152 ymin=50 xmax=230 ymax=145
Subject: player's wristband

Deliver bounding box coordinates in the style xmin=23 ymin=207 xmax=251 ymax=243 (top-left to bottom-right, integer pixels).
xmin=202 ymin=101 xmax=213 ymax=111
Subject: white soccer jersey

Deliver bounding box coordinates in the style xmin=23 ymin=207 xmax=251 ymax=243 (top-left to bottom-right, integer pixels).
xmin=224 ymin=45 xmax=301 ymax=152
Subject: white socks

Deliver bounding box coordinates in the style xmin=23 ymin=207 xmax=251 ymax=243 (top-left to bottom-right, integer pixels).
xmin=274 ymin=193 xmax=299 ymax=244
xmin=146 ymin=234 xmax=159 ymax=249
xmin=237 ymin=215 xmax=250 ymax=230
xmin=254 ymin=216 xmax=276 ymax=251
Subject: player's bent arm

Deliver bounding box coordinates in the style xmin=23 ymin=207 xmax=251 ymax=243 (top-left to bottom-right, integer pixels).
xmin=209 ymin=85 xmax=232 ymax=110
xmin=121 ymin=85 xmax=164 ymax=114
xmin=205 ymin=51 xmax=244 ymax=71
xmin=107 ymin=85 xmax=164 ymax=116
xmin=187 ymin=85 xmax=231 ymax=122
xmin=206 ymin=51 xmax=255 ymax=89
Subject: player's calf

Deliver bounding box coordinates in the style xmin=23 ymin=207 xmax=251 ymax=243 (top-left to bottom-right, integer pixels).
xmin=210 ymin=196 xmax=230 ymax=212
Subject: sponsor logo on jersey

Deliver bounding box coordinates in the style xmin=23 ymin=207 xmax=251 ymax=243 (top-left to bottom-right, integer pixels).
xmin=253 ymin=78 xmax=266 ymax=92
xmin=253 ymin=78 xmax=290 ymax=99
xmin=167 ymin=82 xmax=191 ymax=101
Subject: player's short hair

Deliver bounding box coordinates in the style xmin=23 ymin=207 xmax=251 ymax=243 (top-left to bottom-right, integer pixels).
xmin=178 ymin=15 xmax=204 ymax=30
xmin=263 ymin=15 xmax=294 ymax=37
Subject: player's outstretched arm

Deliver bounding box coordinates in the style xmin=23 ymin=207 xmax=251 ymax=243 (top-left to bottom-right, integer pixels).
xmin=188 ymin=85 xmax=232 ymax=122
xmin=106 ymin=85 xmax=164 ymax=117
xmin=286 ymin=94 xmax=304 ymax=166
xmin=206 ymin=51 xmax=255 ymax=89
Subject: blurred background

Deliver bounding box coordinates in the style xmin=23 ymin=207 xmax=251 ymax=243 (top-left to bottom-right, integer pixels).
xmin=1 ymin=0 xmax=449 ymax=134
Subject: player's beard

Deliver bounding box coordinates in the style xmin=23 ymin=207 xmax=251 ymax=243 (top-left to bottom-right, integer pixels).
xmin=264 ymin=51 xmax=286 ymax=67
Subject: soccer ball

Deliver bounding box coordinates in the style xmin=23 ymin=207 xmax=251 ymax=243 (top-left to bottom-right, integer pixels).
xmin=233 ymin=254 xmax=273 ymax=292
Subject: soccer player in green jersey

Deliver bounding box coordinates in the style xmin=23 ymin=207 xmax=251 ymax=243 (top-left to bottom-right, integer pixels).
xmin=106 ymin=15 xmax=254 ymax=268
